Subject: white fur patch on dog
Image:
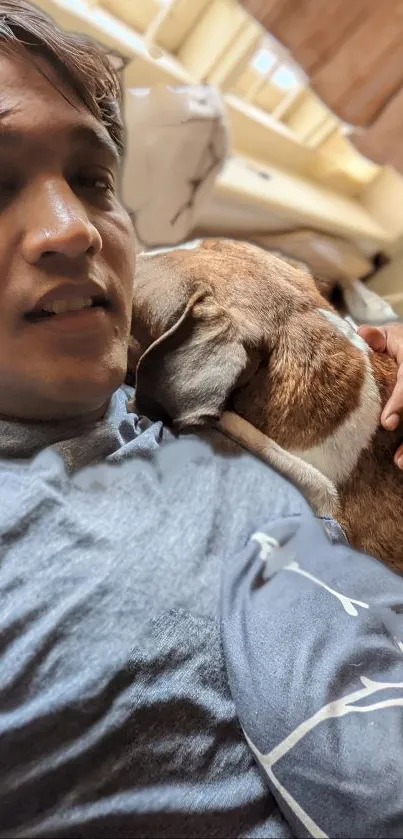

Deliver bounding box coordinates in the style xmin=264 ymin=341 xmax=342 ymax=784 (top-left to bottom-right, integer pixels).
xmin=294 ymin=311 xmax=381 ymax=485
xmin=319 ymin=308 xmax=369 ymax=354
xmin=141 ymin=239 xmax=202 ymax=257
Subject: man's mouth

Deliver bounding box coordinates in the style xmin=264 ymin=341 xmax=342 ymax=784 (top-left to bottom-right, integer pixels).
xmin=25 ymin=295 xmax=110 ymax=322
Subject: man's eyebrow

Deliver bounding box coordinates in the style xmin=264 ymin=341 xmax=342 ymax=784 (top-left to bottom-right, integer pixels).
xmin=69 ymin=124 xmax=119 ymax=163
xmin=0 ymin=115 xmax=120 ymax=161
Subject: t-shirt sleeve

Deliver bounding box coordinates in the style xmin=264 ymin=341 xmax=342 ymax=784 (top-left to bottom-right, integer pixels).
xmin=221 ymin=501 xmax=403 ymax=839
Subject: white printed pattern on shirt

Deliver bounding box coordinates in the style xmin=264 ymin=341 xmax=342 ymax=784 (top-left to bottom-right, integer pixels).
xmin=248 ymin=529 xmax=403 ymax=838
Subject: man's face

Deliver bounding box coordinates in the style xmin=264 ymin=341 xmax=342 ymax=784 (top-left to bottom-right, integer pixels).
xmin=0 ymin=51 xmax=135 ymax=422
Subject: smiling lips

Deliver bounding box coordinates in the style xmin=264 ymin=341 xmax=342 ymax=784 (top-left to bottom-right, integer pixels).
xmin=25 ymin=296 xmax=110 ymax=322
xmin=24 ymin=282 xmax=111 ymax=322
xmin=43 ymin=296 xmax=94 ymax=315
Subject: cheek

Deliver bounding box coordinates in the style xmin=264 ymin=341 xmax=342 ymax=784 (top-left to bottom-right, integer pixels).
xmin=101 ymin=210 xmax=135 ymax=310
xmin=0 ymin=213 xmax=20 ymax=296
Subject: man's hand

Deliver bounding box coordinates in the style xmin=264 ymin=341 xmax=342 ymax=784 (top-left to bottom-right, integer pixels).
xmin=358 ymin=323 xmax=403 ymax=468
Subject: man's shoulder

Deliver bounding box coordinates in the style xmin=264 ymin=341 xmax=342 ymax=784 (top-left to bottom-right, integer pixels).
xmin=158 ymin=427 xmax=307 ymax=533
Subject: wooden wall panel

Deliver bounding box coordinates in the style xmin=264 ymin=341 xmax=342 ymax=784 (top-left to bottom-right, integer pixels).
xmin=241 ymin=0 xmax=403 ymax=169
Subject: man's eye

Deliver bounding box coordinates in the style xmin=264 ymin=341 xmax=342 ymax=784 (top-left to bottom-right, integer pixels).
xmin=75 ymin=172 xmax=114 ymax=193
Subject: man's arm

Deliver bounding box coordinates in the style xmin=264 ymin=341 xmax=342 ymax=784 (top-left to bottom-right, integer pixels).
xmin=221 ymin=496 xmax=403 ymax=839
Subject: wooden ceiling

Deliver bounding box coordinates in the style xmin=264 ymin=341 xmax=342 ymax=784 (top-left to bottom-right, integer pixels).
xmin=241 ymin=0 xmax=403 ymax=171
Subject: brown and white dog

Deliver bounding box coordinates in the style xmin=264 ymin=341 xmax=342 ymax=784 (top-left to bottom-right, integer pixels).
xmin=128 ymin=238 xmax=403 ymax=572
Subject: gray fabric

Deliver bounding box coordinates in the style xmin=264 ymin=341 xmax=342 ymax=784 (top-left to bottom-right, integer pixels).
xmin=0 ymin=386 xmax=299 ymax=838
xmin=221 ymin=508 xmax=403 ymax=838
xmin=0 ymin=386 xmax=168 ymax=467
xmin=1 ymin=386 xmax=402 ymax=838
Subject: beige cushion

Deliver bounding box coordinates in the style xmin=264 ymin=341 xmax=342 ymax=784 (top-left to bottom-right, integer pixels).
xmin=122 ymin=84 xmax=229 ymax=247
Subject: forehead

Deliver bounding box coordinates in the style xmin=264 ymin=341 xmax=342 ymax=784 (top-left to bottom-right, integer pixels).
xmin=0 ymin=51 xmax=117 ymax=162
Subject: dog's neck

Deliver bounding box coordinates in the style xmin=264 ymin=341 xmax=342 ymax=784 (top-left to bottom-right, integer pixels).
xmin=291 ymin=310 xmax=382 ymax=486
xmin=234 ymin=307 xmax=395 ymax=489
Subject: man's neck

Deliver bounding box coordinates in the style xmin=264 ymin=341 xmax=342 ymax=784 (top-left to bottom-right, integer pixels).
xmin=0 ymin=401 xmax=110 ymax=427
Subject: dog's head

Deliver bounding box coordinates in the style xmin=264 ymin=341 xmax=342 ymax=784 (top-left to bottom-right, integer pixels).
xmin=130 ymin=238 xmax=340 ymax=441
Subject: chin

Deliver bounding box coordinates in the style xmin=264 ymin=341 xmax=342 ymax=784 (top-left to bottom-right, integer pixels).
xmin=40 ymin=359 xmax=127 ymax=421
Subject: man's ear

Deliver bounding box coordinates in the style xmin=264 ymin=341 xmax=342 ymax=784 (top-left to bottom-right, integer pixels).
xmin=135 ymin=287 xmax=254 ymax=428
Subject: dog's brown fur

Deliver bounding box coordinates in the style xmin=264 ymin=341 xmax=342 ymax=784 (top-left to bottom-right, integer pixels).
xmin=128 ymin=238 xmax=403 ymax=572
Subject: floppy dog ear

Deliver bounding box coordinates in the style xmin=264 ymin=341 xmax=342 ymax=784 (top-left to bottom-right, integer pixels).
xmin=135 ymin=287 xmax=253 ymax=428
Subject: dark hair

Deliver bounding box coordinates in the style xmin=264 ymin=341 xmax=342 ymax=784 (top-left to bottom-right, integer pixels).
xmin=0 ymin=0 xmax=125 ymax=156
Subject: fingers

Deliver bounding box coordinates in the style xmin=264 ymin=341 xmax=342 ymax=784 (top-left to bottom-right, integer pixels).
xmin=394 ymin=442 xmax=403 ymax=470
xmin=379 ymin=325 xmax=403 ymax=431
xmin=356 ymin=325 xmax=399 ymax=427
xmin=382 ymin=372 xmax=403 ymax=430
xmin=357 ymin=322 xmax=403 ymax=465
xmin=357 ymin=325 xmax=387 ymax=352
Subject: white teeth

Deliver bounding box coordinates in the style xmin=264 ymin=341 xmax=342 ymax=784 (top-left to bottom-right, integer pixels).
xmin=42 ymin=297 xmax=94 ymax=315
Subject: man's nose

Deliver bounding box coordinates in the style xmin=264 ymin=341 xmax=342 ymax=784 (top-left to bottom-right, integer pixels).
xmin=21 ymin=177 xmax=102 ymax=264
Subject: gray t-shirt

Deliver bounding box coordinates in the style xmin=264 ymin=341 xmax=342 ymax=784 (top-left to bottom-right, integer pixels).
xmin=0 ymin=386 xmax=299 ymax=838
xmin=1 ymin=387 xmax=403 ymax=839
